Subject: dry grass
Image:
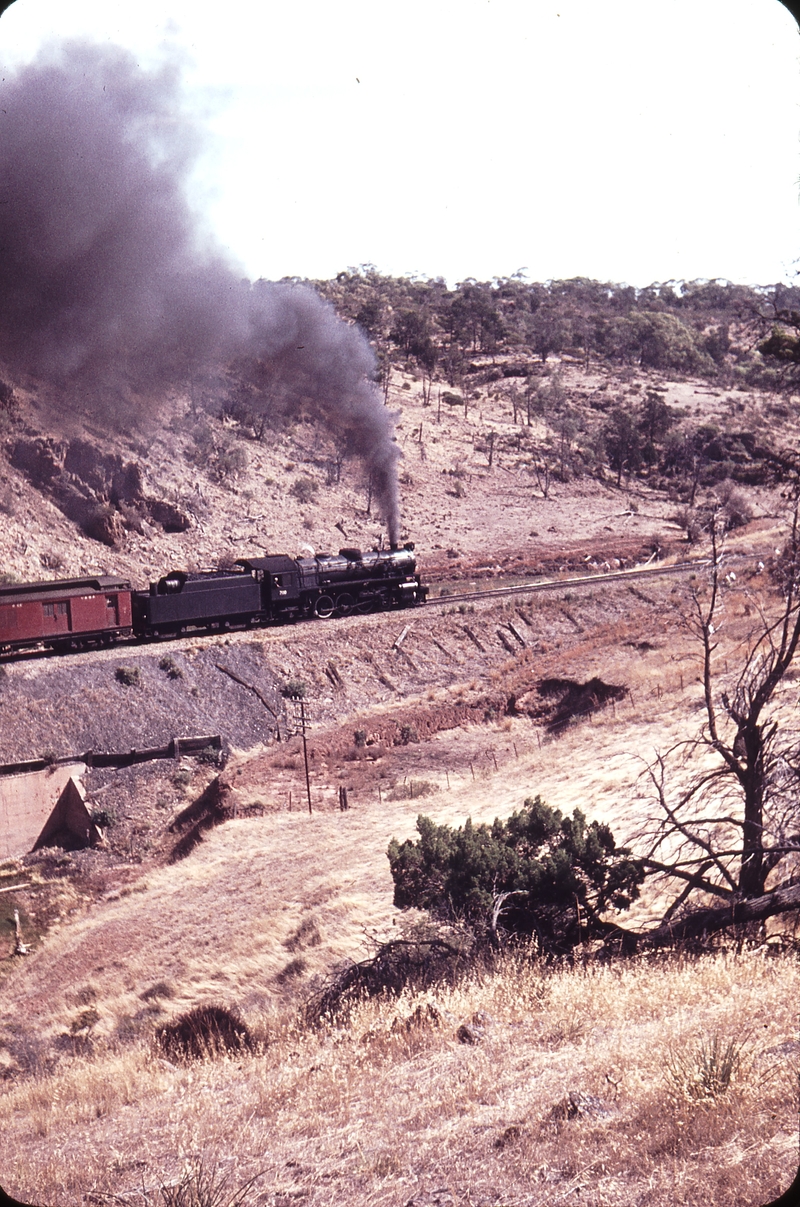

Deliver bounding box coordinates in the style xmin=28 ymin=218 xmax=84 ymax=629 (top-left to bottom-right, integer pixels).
xmin=0 ymin=948 xmax=797 ymax=1206
xmin=0 ymin=579 xmax=790 ymax=1020
xmin=1 ymin=521 xmax=797 ymax=1204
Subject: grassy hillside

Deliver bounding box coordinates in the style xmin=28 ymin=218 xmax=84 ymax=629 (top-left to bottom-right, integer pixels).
xmin=1 ymin=277 xmax=799 ymax=1206
xmin=1 ymin=563 xmax=798 ymax=1205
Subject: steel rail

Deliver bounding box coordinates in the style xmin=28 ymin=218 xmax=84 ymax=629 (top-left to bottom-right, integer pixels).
xmin=423 ymin=552 xmax=762 ymax=608
xmin=0 ymin=552 xmax=764 ymax=665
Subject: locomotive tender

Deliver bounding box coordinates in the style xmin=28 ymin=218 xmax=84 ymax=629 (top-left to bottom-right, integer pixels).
xmin=0 ymin=544 xmax=427 ymax=654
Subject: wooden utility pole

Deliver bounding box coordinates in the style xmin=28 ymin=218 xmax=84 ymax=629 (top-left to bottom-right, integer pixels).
xmin=298 ymin=699 xmax=312 ymax=815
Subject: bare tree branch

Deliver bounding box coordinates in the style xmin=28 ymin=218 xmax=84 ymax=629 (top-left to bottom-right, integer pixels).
xmin=638 ymin=485 xmax=800 ymax=930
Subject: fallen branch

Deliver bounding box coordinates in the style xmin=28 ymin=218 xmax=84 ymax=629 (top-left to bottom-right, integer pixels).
xmin=602 ymin=880 xmax=800 ymax=954
xmin=325 ymin=660 xmax=344 ymax=688
xmin=496 ymin=628 xmax=516 ymax=655
xmin=214 ymin=664 xmax=281 ymax=739
xmin=305 ymin=933 xmax=476 ymax=1023
xmin=463 ymin=625 xmax=486 ymax=653
xmin=506 ymin=621 xmax=527 ymax=647
xmin=644 ymin=881 xmax=800 ymax=948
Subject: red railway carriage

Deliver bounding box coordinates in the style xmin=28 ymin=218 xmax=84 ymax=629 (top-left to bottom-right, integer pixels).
xmin=0 ymin=576 xmax=133 ymax=652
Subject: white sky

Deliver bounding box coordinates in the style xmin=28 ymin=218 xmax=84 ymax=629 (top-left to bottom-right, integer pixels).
xmin=1 ymin=0 xmax=798 ymax=288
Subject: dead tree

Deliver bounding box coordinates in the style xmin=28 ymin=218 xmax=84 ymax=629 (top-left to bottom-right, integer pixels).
xmin=637 ymin=496 xmax=800 ymax=936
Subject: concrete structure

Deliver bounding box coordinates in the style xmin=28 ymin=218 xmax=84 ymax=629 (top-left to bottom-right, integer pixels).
xmin=0 ymin=764 xmax=90 ymax=860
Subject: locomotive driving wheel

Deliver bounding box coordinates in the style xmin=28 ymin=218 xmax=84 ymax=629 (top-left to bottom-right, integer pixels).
xmin=336 ymin=593 xmax=355 ymax=616
xmin=314 ymin=594 xmax=335 ymax=619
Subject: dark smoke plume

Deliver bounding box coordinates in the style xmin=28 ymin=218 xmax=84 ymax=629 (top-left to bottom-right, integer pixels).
xmin=0 ymin=41 xmax=401 ymax=540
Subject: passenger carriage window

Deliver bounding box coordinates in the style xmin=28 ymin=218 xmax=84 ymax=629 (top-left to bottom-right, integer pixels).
xmin=43 ymin=603 xmax=54 ymax=617
xmin=55 ymin=602 xmax=67 ymax=615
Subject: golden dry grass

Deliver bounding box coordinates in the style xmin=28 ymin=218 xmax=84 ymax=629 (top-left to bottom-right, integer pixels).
xmin=2 ymin=557 xmax=798 ymax=1206
xmin=1 ymin=947 xmax=797 ymax=1206
xmin=0 ymin=653 xmax=703 ymax=1049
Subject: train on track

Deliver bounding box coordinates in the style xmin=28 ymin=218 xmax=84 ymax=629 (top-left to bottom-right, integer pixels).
xmin=0 ymin=544 xmax=427 ymax=656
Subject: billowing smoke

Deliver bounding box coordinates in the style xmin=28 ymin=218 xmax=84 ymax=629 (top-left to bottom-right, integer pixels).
xmin=0 ymin=41 xmax=401 ymax=541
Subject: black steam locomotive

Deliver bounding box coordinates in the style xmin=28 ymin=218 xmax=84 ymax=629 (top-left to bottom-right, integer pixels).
xmin=0 ymin=544 xmax=427 ymax=654
xmin=134 ymin=543 xmax=426 ymax=636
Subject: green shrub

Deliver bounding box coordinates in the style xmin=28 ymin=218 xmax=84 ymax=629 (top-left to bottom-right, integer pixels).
xmin=289 ymin=475 xmax=318 ymax=505
xmin=716 ymin=479 xmax=753 ymax=530
xmin=280 ymin=678 xmax=307 ymax=699
xmin=758 ymin=325 xmax=800 ymax=363
xmin=212 ymin=442 xmax=248 ymax=485
xmin=387 ymin=796 xmax=644 ymax=952
xmin=196 ymin=744 xmax=224 ymax=767
xmin=91 ymin=806 xmax=117 ymax=830
xmin=115 ymin=665 xmax=141 ymax=687
xmin=158 ymin=655 xmax=183 ymax=680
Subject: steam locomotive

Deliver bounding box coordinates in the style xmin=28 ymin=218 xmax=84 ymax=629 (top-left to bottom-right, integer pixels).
xmin=0 ymin=544 xmax=427 ymax=655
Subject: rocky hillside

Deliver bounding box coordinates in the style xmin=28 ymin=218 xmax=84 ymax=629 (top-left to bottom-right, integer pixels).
xmin=1 ymin=279 xmax=799 ymax=1207
xmin=0 ymin=347 xmax=791 ymax=591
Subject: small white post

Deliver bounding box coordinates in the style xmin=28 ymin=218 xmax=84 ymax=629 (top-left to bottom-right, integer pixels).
xmin=13 ymin=909 xmax=29 ymax=956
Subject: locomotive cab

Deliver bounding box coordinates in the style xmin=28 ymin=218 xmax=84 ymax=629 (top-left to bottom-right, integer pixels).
xmin=236 ymin=556 xmax=301 ymax=616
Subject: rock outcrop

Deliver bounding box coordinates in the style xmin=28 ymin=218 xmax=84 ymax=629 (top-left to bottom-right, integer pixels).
xmin=10 ymin=436 xmax=190 ymax=545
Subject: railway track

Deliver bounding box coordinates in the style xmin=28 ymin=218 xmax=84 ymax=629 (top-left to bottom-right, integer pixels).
xmin=2 ymin=552 xmax=762 ymax=668
xmin=424 ymin=552 xmax=760 ymax=609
